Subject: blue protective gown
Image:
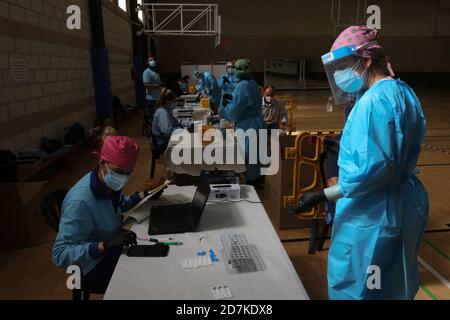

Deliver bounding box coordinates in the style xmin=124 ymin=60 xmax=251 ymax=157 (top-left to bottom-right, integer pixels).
xmin=197 ymin=72 xmax=221 ymax=108
xmin=328 ymin=79 xmax=429 ymax=300
xmin=218 ymin=72 xmax=238 ymax=96
xmin=219 ymin=79 xmax=266 ymax=182
xmin=152 ymin=106 xmax=180 ymax=147
xmin=52 ymin=172 xmax=141 ymax=275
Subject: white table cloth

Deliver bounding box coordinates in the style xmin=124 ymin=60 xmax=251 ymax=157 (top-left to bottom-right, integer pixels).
xmin=104 ymin=185 xmax=309 ymax=300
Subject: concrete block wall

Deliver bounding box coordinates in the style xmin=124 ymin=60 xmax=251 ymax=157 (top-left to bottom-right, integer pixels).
xmin=0 ymin=0 xmax=95 ymax=152
xmin=0 ymin=0 xmax=136 ymax=153
xmin=102 ymin=1 xmax=135 ymax=107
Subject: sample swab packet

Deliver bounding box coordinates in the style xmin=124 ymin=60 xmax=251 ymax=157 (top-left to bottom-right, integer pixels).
xmin=181 ymin=257 xmax=213 ymax=269
xmin=211 ymin=286 xmax=233 ymax=300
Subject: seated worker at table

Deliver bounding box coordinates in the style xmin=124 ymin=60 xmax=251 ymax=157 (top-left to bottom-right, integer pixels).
xmin=193 ymin=70 xmax=221 ymax=111
xmin=152 ymin=88 xmax=182 ymax=152
xmin=52 ymin=136 xmax=148 ymax=293
xmin=177 ymin=75 xmax=190 ymax=94
xmin=261 ymin=85 xmax=288 ymax=130
xmin=219 ymin=58 xmax=267 ymax=186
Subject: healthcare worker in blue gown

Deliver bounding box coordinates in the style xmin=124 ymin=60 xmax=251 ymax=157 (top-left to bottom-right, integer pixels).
xmin=193 ymin=70 xmax=221 ymax=111
xmin=289 ymin=26 xmax=429 ymax=300
xmin=219 ymin=58 xmax=266 ymax=185
xmin=218 ymin=62 xmax=238 ymax=105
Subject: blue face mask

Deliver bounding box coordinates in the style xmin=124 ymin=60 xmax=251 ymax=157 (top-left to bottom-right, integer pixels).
xmin=334 ymin=67 xmax=366 ymax=93
xmin=149 ymin=60 xmax=157 ymax=68
xmin=104 ymin=164 xmax=129 ymax=191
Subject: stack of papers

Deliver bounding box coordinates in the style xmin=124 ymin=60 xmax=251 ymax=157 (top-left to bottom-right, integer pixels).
xmin=123 ymin=180 xmax=192 ymax=224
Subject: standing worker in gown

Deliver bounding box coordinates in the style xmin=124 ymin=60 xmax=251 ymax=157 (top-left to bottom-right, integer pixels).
xmin=219 ymin=58 xmax=266 ymax=185
xmin=289 ymin=26 xmax=429 ymax=300
xmin=193 ymin=70 xmax=221 ymax=112
xmin=218 ymin=62 xmax=238 ymax=104
xmin=143 ymin=56 xmax=163 ymax=120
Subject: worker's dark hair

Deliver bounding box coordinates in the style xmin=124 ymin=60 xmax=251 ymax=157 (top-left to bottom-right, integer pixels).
xmin=183 ymin=75 xmax=190 ymax=81
xmin=263 ymin=85 xmax=276 ymax=92
xmin=359 ymin=48 xmax=392 ymax=88
xmin=157 ymin=88 xmax=177 ymax=108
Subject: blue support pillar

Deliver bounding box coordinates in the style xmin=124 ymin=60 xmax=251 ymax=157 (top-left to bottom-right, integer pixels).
xmin=133 ymin=55 xmax=145 ymax=103
xmin=91 ymin=48 xmax=113 ymax=118
xmin=88 ymin=0 xmax=113 ymax=119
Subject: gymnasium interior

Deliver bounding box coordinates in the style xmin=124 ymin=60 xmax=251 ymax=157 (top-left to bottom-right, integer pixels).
xmin=0 ymin=0 xmax=449 ymax=301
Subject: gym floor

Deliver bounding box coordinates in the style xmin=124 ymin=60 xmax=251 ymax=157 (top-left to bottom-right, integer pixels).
xmin=0 ymin=88 xmax=448 ymax=300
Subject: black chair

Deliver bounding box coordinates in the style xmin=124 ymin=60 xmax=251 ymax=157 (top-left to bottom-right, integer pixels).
xmin=39 ymin=190 xmax=103 ymax=301
xmin=142 ymin=103 xmax=151 ymax=137
xmin=149 ymin=131 xmax=165 ymax=179
xmin=39 ymin=190 xmax=68 ymax=233
xmin=112 ymin=96 xmax=126 ymax=122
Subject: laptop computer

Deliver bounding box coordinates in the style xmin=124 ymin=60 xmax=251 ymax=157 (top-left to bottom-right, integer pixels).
xmin=148 ymin=177 xmax=211 ymax=235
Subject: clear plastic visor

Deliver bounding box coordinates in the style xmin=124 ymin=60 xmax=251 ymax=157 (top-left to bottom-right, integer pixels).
xmin=323 ymin=54 xmax=362 ymax=105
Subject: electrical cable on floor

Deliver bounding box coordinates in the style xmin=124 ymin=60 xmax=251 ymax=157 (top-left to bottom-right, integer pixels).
xmin=280 ymin=228 xmax=450 ymax=244
xmin=207 ymin=199 xmax=262 ymax=205
xmin=417 ymin=163 xmax=450 ymax=167
xmin=281 ymin=237 xmax=330 ymax=244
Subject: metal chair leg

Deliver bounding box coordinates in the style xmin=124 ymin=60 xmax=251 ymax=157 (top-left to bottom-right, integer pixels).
xmin=150 ymin=156 xmax=157 ymax=179
xmin=83 ymin=290 xmax=91 ymax=301
xmin=318 ymin=221 xmax=331 ymax=251
xmin=72 ymin=289 xmax=82 ymax=301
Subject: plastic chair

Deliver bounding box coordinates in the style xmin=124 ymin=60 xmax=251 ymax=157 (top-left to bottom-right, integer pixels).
xmin=284 ymin=131 xmax=342 ymax=254
xmin=39 ymin=190 xmax=103 ymax=300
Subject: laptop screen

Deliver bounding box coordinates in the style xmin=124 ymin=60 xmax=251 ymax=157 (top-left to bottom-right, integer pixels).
xmin=191 ymin=177 xmax=211 ymax=218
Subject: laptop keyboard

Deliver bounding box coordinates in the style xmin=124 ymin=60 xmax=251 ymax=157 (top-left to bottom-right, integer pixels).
xmin=150 ymin=203 xmax=195 ymax=234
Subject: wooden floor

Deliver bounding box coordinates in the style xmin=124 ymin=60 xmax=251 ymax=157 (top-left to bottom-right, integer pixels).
xmin=0 ymin=87 xmax=448 ymax=300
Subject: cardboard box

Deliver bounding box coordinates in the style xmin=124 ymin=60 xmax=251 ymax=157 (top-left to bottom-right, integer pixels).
xmin=0 ymin=182 xmax=49 ymax=248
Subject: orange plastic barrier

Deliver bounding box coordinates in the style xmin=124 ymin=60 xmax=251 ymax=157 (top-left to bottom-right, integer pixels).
xmin=283 ymin=130 xmax=342 ymax=220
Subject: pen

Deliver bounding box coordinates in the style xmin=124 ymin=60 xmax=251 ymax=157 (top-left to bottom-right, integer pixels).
xmin=137 ymin=237 xmax=174 ymax=242
xmin=161 ymin=242 xmax=183 ymax=246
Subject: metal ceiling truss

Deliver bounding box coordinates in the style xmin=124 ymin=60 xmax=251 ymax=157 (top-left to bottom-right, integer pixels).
xmin=331 ymin=0 xmax=367 ymax=36
xmin=141 ymin=3 xmax=221 ymax=47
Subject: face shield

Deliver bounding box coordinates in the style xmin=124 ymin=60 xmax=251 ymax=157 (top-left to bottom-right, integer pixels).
xmin=322 ymin=45 xmax=365 ymax=105
xmin=234 ymin=59 xmax=252 ymax=80
xmin=226 ymin=63 xmax=234 ymax=75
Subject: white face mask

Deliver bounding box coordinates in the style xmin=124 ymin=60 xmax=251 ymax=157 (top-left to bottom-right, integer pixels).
xmin=264 ymin=96 xmax=273 ymax=104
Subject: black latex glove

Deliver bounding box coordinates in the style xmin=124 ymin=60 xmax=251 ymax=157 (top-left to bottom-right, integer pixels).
xmin=288 ymin=190 xmax=327 ymax=215
xmin=145 ymin=187 xmax=166 ymax=200
xmin=222 ymin=94 xmax=233 ymax=107
xmin=223 ymin=77 xmax=230 ymax=84
xmin=104 ymin=229 xmax=137 ymax=251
